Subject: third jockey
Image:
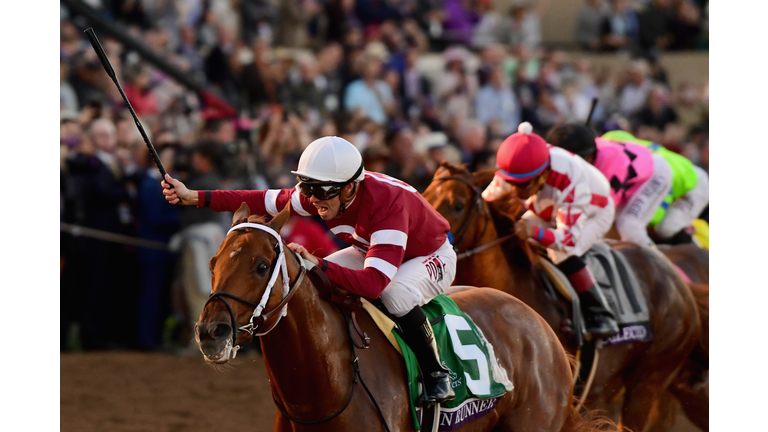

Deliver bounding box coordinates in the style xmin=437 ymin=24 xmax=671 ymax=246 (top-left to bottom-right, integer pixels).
xmin=602 ymin=130 xmax=709 ymax=245
xmin=483 ymin=122 xmax=619 ymax=339
xmin=162 ymin=136 xmax=456 ymax=404
xmin=546 ymin=123 xmax=673 ymax=247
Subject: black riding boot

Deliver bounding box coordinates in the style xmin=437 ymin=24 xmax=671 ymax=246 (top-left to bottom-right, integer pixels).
xmin=558 ymin=256 xmax=619 ymax=339
xmin=666 ymin=229 xmax=694 ymax=246
xmin=396 ymin=306 xmax=455 ymax=404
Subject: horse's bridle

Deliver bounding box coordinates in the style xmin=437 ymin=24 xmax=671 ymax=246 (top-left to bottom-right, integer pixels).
xmin=201 ymin=222 xmax=307 ymax=356
xmin=432 ymin=175 xmax=515 ymax=260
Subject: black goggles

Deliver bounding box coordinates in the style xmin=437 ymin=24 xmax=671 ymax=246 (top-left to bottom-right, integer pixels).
xmin=297 ymin=178 xmax=345 ymax=200
xmin=295 ymin=162 xmax=365 ymax=200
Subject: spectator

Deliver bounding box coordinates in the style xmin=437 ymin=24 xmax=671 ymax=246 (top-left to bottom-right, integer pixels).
xmin=575 ymin=0 xmax=609 ymax=51
xmin=533 ymin=88 xmax=566 ymax=132
xmin=436 ymin=47 xmax=478 ymax=130
xmin=673 ymin=82 xmax=706 ymax=131
xmin=240 ymin=0 xmax=278 ymax=45
xmin=618 ymin=59 xmax=653 ymax=116
xmin=123 ymin=64 xmax=159 ymax=117
xmin=638 ymin=0 xmax=673 ymax=53
xmin=668 ymin=0 xmax=702 ymax=50
xmin=204 ymin=26 xmax=240 ymax=105
xmin=69 ymin=50 xmax=113 ymax=111
xmin=507 ymin=0 xmax=547 ymax=53
xmin=63 ymin=119 xmax=134 ymax=350
xmin=600 ymin=0 xmax=639 ymax=52
xmin=472 ymin=0 xmax=510 ymax=49
xmin=172 ymin=140 xmax=227 ymax=337
xmin=402 ymin=47 xmax=431 ymax=118
xmin=456 ymin=120 xmax=487 ymax=165
xmin=384 ymin=125 xmax=432 ymax=190
xmin=322 ymin=0 xmax=360 ymax=44
xmin=637 ymin=85 xmax=678 ymax=131
xmin=441 ymin=0 xmax=480 ymax=46
xmin=276 ymin=0 xmax=321 ymax=48
xmin=343 ymin=52 xmax=395 ymax=125
xmin=354 ymin=0 xmax=405 ymax=27
xmin=134 ymin=146 xmax=180 ymax=350
xmin=414 ymin=131 xmax=451 ymax=172
xmin=475 ymin=65 xmax=521 ymax=136
xmin=317 ymin=42 xmax=346 ymax=113
xmin=288 ymin=54 xmax=327 ymax=127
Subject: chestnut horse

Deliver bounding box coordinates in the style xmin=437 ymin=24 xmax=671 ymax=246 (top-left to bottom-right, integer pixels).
xmin=194 ymin=202 xmax=612 ymax=432
xmin=422 ymin=163 xmax=705 ymax=432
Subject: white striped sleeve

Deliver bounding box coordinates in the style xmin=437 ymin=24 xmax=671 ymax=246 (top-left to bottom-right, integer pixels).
xmin=290 ymin=189 xmax=312 ymax=216
xmin=370 ymin=229 xmax=408 ymax=248
xmin=364 ymin=257 xmax=398 ymax=280
xmin=264 ymin=189 xmax=280 ymax=216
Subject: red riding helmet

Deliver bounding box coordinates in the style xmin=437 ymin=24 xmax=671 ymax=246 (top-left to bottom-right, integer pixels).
xmin=496 ymin=122 xmax=550 ymax=182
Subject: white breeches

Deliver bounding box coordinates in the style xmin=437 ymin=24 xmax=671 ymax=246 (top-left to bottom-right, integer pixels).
xmin=615 ymin=154 xmax=674 ymax=245
xmin=324 ymin=239 xmax=457 ymax=317
xmin=655 ymin=166 xmax=709 ymax=239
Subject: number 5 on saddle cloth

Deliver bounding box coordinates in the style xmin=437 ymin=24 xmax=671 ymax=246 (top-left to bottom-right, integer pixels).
xmin=362 ymin=294 xmax=514 ymax=431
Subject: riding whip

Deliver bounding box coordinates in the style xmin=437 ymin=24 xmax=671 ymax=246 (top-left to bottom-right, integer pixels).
xmin=585 ymin=97 xmax=598 ymax=126
xmin=83 ymin=27 xmax=167 ymax=179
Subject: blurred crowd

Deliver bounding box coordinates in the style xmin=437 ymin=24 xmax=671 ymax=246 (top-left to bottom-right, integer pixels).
xmin=60 ymin=0 xmax=709 ymax=352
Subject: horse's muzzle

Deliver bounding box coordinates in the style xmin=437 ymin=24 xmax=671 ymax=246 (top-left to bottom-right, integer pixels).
xmin=195 ymin=321 xmax=234 ymax=362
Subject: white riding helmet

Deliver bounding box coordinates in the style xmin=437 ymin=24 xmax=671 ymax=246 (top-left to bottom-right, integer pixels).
xmin=291 ymin=136 xmax=365 ymax=183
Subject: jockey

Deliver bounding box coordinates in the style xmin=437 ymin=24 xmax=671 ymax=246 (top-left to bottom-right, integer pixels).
xmin=546 ymin=124 xmax=673 ymax=247
xmin=482 ymin=122 xmax=619 ymax=339
xmin=602 ymin=130 xmax=709 ymax=245
xmin=162 ymin=136 xmax=456 ymax=404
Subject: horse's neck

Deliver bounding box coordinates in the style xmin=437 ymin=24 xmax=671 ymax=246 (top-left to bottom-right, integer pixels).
xmin=455 ymin=223 xmax=536 ymax=289
xmin=259 ymin=265 xmax=352 ymax=413
xmin=458 ymin=221 xmax=561 ymax=319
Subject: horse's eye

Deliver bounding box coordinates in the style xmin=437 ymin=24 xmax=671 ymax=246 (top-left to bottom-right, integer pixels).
xmin=453 ymin=202 xmax=465 ymax=212
xmin=256 ymin=262 xmax=269 ymax=276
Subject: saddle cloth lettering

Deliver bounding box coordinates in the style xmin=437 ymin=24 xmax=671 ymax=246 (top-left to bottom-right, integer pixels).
xmin=361 ymin=295 xmax=513 ymax=431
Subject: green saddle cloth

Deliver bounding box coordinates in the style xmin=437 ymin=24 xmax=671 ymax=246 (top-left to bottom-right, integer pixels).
xmin=393 ymin=294 xmax=514 ymax=431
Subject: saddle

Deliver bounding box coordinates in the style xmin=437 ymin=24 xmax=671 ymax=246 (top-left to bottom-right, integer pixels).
xmin=536 ymin=241 xmax=653 ymax=348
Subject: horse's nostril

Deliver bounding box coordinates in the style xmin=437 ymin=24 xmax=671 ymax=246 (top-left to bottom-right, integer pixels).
xmin=210 ymin=323 xmax=232 ymax=340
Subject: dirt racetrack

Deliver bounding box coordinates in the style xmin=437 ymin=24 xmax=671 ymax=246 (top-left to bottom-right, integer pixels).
xmin=61 ymin=350 xmax=702 ymax=432
xmin=61 ymin=350 xmax=277 ymax=432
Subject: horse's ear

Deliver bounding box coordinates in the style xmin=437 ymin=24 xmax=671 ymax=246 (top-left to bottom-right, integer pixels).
xmin=231 ymin=202 xmax=251 ymax=225
xmin=269 ymin=201 xmax=292 ymax=232
xmin=232 ymin=202 xmax=251 ymax=226
xmin=472 ymin=168 xmax=499 ymax=187
xmin=434 ymin=161 xmax=453 ymax=179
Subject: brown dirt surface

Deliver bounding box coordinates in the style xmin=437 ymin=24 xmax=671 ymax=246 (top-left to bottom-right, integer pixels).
xmin=61 ymin=351 xmax=702 ymax=432
xmin=61 ymin=350 xmax=276 ymax=432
